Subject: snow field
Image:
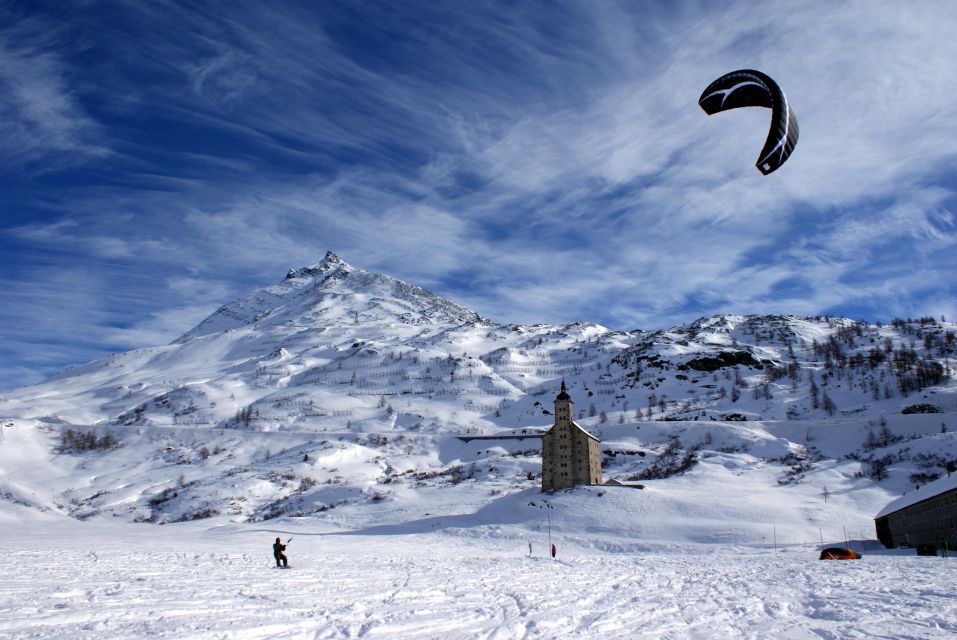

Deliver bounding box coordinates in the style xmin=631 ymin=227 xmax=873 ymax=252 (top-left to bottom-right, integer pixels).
xmin=1 ymin=519 xmax=955 ymax=639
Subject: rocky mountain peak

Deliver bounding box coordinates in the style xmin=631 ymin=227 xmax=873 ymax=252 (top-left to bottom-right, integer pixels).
xmin=286 ymin=251 xmax=353 ymax=280
xmin=178 ymin=252 xmax=485 ymax=341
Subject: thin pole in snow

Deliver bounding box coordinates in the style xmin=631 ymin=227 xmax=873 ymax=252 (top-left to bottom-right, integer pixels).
xmin=541 ymin=500 xmax=554 ymax=555
xmin=547 ymin=505 xmax=552 ymax=550
xmin=819 ymin=528 xmax=824 ymax=550
xmin=773 ymin=525 xmax=777 ymax=555
xmin=843 ymin=524 xmax=849 ymax=550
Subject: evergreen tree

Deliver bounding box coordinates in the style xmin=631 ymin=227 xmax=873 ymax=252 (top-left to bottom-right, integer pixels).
xmin=822 ymin=392 xmax=837 ymax=416
xmin=878 ymin=417 xmax=895 ymax=447
xmin=868 ymin=456 xmax=890 ymax=481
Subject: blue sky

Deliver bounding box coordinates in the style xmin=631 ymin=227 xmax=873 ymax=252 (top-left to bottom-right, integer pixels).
xmin=2 ymin=0 xmax=956 ymax=389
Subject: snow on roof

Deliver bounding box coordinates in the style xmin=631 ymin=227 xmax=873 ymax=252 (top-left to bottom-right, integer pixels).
xmin=875 ymin=472 xmax=957 ymax=518
xmin=570 ymin=420 xmax=600 ymax=442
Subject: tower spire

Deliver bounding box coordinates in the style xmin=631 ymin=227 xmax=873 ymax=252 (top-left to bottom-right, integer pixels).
xmin=556 ymin=379 xmax=571 ymax=402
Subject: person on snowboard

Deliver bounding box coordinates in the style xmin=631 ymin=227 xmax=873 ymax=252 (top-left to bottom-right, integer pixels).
xmin=273 ymin=537 xmax=288 ymax=568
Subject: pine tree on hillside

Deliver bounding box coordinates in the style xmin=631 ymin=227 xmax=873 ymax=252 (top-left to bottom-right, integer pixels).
xmin=809 ymin=375 xmax=819 ymax=410
xmin=822 ymin=392 xmax=837 ymax=416
xmin=868 ymin=456 xmax=890 ymax=481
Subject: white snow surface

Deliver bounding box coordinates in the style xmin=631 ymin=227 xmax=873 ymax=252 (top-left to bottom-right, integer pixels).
xmin=2 ymin=516 xmax=956 ymax=639
xmin=2 ymin=252 xmax=957 ymax=637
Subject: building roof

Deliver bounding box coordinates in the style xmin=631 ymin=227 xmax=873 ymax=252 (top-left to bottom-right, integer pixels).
xmin=875 ymin=472 xmax=957 ymax=519
xmin=558 ymin=419 xmax=600 ymax=443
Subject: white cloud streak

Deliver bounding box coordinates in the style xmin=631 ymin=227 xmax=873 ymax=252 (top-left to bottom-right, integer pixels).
xmin=2 ymin=0 xmax=956 ymax=388
xmin=0 ymin=20 xmax=107 ymax=168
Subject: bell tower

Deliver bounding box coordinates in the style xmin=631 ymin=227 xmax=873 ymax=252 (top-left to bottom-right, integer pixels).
xmin=554 ymin=379 xmax=572 ymax=423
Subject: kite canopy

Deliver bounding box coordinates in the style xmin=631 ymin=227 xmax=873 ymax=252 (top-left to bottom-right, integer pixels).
xmin=698 ymin=69 xmax=799 ymax=175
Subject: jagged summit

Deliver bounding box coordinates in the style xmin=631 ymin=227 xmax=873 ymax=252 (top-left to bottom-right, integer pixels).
xmin=285 ymin=251 xmax=352 ymax=280
xmin=176 ymin=251 xmax=486 ymax=342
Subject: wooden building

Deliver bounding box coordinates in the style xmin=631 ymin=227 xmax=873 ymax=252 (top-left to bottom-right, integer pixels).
xmin=874 ymin=474 xmax=957 ymax=550
xmin=541 ymin=381 xmax=602 ymax=492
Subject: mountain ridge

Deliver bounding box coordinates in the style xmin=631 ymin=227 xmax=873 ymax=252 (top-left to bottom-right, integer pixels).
xmin=176 ymin=251 xmax=488 ymax=344
xmin=1 ymin=252 xmax=955 ymax=532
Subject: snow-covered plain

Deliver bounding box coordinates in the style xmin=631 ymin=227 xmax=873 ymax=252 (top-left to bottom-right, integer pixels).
xmin=2 ymin=516 xmax=956 ymax=639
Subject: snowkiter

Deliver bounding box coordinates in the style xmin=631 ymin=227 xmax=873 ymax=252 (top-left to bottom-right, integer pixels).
xmin=273 ymin=537 xmax=288 ymax=568
xmin=551 ymin=544 xmax=556 ymax=559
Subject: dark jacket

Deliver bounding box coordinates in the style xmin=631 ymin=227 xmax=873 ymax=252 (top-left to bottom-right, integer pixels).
xmin=273 ymin=541 xmax=286 ymax=557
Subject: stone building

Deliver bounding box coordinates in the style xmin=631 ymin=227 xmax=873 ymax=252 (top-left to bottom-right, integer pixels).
xmin=541 ymin=381 xmax=602 ymax=492
xmin=874 ymin=473 xmax=957 ymax=550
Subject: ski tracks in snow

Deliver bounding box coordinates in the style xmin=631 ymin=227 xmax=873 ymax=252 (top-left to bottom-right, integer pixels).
xmin=1 ymin=528 xmax=956 ymax=639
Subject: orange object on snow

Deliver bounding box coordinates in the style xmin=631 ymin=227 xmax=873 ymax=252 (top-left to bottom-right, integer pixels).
xmin=818 ymin=547 xmax=860 ymax=560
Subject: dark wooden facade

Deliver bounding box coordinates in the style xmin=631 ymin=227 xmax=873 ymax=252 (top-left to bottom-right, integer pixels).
xmin=875 ymin=484 xmax=957 ymax=550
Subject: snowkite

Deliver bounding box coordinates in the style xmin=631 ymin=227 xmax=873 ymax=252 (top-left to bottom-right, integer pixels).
xmin=698 ymin=69 xmax=799 ymax=175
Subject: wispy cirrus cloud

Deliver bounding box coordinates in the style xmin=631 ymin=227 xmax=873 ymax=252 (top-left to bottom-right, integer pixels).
xmin=0 ymin=19 xmax=107 ymax=169
xmin=1 ymin=0 xmax=956 ymax=388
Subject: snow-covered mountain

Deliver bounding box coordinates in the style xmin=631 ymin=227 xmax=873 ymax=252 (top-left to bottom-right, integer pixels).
xmin=1 ymin=251 xmax=955 ymax=546
xmin=178 ymin=251 xmax=486 ymax=342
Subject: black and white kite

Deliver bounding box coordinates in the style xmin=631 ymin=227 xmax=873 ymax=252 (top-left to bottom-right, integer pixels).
xmin=698 ymin=69 xmax=799 ymax=175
